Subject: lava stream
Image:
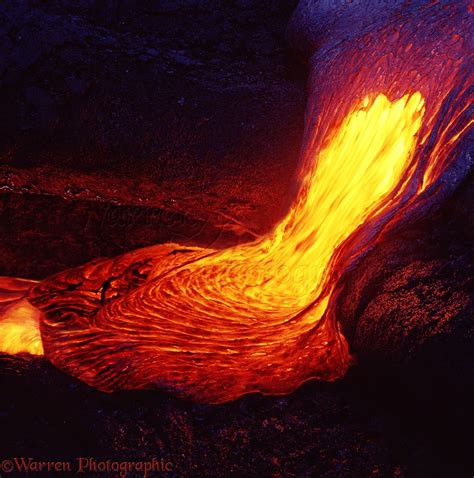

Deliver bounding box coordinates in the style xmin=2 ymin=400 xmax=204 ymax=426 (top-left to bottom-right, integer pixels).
xmin=0 ymin=2 xmax=472 ymax=404
xmin=2 ymin=93 xmax=427 ymax=402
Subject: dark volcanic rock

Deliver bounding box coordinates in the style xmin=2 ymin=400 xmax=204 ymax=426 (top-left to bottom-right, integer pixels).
xmin=0 ymin=0 xmax=305 ymax=278
xmin=0 ymin=191 xmax=254 ymax=278
xmin=1 ymin=353 xmax=471 ymax=478
xmin=287 ymin=0 xmax=428 ymax=58
xmin=337 ymin=167 xmax=474 ymax=394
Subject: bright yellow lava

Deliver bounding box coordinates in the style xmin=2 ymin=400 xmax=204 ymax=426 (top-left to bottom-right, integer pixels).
xmin=176 ymin=92 xmax=425 ymax=332
xmin=0 ymin=92 xmax=426 ymax=402
xmin=0 ymin=298 xmax=43 ymax=355
xmin=236 ymin=91 xmax=425 ymax=306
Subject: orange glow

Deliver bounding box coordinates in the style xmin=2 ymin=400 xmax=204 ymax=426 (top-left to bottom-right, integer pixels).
xmin=1 ymin=5 xmax=472 ymax=403
xmin=0 ymin=299 xmax=43 ymax=356
xmin=9 ymin=92 xmax=433 ymax=403
xmin=0 ymin=278 xmax=43 ymax=355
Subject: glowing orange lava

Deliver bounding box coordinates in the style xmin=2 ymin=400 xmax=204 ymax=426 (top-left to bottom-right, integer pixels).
xmin=0 ymin=3 xmax=472 ymax=404
xmin=1 ymin=92 xmax=430 ymax=401
xmin=0 ymin=278 xmax=42 ymax=355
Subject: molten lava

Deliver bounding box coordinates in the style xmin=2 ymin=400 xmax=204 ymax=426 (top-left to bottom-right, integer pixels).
xmin=0 ymin=2 xmax=472 ymax=403
xmin=0 ymin=278 xmax=43 ymax=355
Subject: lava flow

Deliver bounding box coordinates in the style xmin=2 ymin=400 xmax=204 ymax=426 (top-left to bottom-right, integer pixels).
xmin=0 ymin=3 xmax=472 ymax=403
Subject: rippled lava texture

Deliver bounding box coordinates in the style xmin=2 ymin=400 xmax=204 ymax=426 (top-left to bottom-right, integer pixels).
xmin=19 ymin=0 xmax=473 ymax=404
xmin=1 ymin=0 xmax=473 ymax=477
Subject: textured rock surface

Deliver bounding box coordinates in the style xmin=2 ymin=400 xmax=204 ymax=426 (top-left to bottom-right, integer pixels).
xmin=0 ymin=0 xmax=305 ymax=278
xmin=287 ymin=0 xmax=429 ymax=57
xmin=337 ymin=167 xmax=474 ymax=391
xmin=1 ymin=353 xmax=471 ymax=477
